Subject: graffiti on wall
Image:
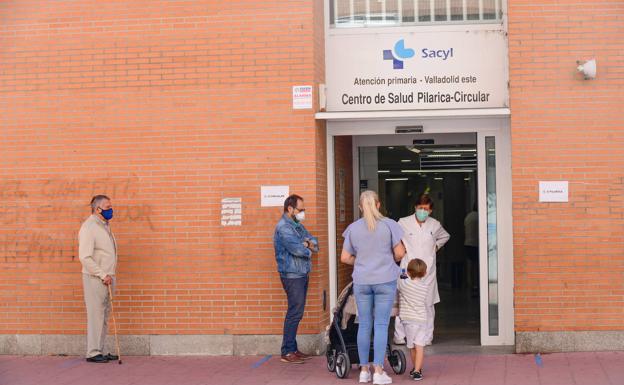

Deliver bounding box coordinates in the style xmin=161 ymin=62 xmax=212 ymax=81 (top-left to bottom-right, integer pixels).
xmin=0 ymin=175 xmax=155 ymax=261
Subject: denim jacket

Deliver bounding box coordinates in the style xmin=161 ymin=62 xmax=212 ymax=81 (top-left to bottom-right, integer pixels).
xmin=274 ymin=214 xmax=318 ymax=278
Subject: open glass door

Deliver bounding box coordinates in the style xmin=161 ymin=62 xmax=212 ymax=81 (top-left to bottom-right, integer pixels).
xmin=326 ymin=118 xmax=514 ymax=347
xmin=352 ymin=133 xmax=483 ymax=346
xmin=477 ymin=128 xmax=514 ymax=345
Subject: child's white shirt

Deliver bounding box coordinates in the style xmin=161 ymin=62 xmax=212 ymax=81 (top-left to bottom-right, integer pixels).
xmin=397 ymin=277 xmax=429 ymax=323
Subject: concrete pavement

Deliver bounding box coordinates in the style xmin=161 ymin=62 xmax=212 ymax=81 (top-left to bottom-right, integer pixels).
xmin=1 ymin=351 xmax=623 ymax=385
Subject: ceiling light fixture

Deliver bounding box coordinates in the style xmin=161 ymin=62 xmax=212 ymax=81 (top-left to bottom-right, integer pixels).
xmin=432 ymin=149 xmax=476 ymax=153
xmin=425 ymin=154 xmax=462 ymax=158
xmin=401 ymin=169 xmax=475 ymax=173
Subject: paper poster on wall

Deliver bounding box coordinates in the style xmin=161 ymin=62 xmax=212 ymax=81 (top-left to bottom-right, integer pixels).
xmin=221 ymin=198 xmax=242 ymax=226
xmin=539 ymin=181 xmax=569 ymax=202
xmin=292 ymin=85 xmax=313 ymax=109
xmin=261 ymin=186 xmax=289 ymax=207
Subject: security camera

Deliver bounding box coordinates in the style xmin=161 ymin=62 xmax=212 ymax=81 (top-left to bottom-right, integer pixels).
xmin=577 ymin=59 xmax=596 ymax=80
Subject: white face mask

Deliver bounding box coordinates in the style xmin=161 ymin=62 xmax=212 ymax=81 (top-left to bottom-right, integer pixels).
xmin=295 ymin=211 xmax=305 ymax=222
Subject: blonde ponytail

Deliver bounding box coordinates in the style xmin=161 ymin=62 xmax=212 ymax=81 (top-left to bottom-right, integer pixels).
xmin=359 ymin=190 xmax=384 ymax=231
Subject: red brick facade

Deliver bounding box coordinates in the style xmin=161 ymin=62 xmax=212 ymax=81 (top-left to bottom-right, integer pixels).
xmin=508 ymin=1 xmax=624 ymax=333
xmin=1 ymin=0 xmax=623 ymax=353
xmin=0 ymin=0 xmax=328 ymax=337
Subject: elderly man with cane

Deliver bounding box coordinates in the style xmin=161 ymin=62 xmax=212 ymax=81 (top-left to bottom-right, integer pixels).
xmin=78 ymin=195 xmax=120 ymax=363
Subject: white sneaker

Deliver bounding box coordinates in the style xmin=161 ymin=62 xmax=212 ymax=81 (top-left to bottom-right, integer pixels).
xmin=373 ymin=371 xmax=393 ymax=385
xmin=359 ymin=370 xmax=371 ymax=383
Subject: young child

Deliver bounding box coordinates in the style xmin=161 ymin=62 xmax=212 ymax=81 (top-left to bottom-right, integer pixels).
xmin=397 ymin=258 xmax=430 ymax=381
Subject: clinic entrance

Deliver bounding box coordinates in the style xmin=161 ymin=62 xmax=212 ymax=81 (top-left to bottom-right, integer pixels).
xmin=323 ymin=113 xmax=514 ymax=347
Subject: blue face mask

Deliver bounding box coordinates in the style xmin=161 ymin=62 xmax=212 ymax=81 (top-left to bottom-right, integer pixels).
xmin=100 ymin=208 xmax=113 ymax=220
xmin=416 ymin=209 xmax=429 ymax=222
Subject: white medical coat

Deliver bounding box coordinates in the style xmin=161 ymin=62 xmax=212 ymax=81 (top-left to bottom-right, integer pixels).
xmin=398 ymin=215 xmax=450 ymax=305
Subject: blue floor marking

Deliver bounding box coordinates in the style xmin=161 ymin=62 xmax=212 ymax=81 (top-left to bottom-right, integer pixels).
xmin=252 ymin=355 xmax=272 ymax=368
xmin=534 ymin=353 xmax=543 ymax=367
xmin=60 ymin=358 xmax=84 ymax=369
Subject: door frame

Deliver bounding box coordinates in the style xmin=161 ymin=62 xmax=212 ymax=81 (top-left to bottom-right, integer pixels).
xmin=325 ymin=115 xmax=514 ymax=346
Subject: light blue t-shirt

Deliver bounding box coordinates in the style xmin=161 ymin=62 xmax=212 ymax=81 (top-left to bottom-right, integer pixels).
xmin=342 ymin=218 xmax=404 ymax=285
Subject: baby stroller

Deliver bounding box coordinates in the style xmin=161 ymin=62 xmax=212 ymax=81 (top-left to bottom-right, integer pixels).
xmin=325 ymin=282 xmax=406 ymax=379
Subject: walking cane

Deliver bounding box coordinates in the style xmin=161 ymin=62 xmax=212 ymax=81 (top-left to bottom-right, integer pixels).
xmin=108 ymin=284 xmax=123 ymax=365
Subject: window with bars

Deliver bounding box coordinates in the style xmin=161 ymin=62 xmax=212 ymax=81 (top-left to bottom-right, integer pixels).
xmin=329 ymin=0 xmax=503 ymax=28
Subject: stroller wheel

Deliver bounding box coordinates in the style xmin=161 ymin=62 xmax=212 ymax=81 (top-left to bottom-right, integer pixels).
xmin=335 ymin=352 xmax=351 ymax=379
xmin=326 ymin=346 xmax=337 ymax=372
xmin=389 ymin=349 xmax=406 ymax=375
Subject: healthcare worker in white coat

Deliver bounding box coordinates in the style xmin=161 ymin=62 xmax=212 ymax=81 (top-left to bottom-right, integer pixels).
xmin=394 ymin=194 xmax=450 ymax=346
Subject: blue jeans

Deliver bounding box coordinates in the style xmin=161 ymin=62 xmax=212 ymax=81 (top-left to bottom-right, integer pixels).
xmin=280 ymin=275 xmax=309 ymax=356
xmin=353 ymin=280 xmax=397 ymax=366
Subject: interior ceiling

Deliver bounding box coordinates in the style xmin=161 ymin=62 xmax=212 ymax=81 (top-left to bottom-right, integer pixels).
xmin=377 ymin=144 xmax=477 ymax=173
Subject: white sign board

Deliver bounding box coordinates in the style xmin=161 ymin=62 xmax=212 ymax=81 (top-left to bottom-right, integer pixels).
xmin=539 ymin=181 xmax=569 ymax=202
xmin=325 ymin=31 xmax=508 ymax=111
xmin=261 ymin=186 xmax=289 ymax=207
xmin=221 ymin=198 xmax=242 ymax=226
xmin=292 ymin=85 xmax=313 ymax=109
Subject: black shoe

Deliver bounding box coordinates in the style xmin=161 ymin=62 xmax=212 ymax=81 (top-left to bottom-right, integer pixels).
xmin=86 ymin=354 xmax=109 ymax=363
xmin=411 ymin=370 xmax=423 ymax=381
xmin=105 ymin=353 xmax=119 ymax=361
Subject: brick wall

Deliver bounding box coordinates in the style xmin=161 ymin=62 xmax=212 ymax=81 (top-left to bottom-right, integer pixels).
xmin=0 ymin=1 xmax=328 ymax=337
xmin=333 ymin=136 xmax=354 ymax=294
xmin=509 ymin=1 xmax=624 ymax=332
xmin=4 ymin=0 xmax=623 ymax=349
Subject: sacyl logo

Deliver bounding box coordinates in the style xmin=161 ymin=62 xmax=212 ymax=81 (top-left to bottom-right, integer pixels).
xmin=383 ymin=39 xmax=415 ymax=69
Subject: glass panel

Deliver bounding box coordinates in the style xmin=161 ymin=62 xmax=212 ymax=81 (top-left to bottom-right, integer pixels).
xmin=418 ymin=0 xmax=431 ymax=22
xmin=466 ymin=0 xmax=479 ymax=20
xmin=330 ymin=0 xmax=501 ymax=27
xmin=450 ymin=0 xmax=464 ymax=21
xmin=434 ymin=0 xmax=447 ymax=21
xmin=402 ymin=0 xmax=416 ymax=22
xmin=336 ymin=0 xmax=353 ymax=27
xmin=353 ymin=0 xmax=368 ymax=24
xmin=483 ymin=0 xmax=497 ymax=20
xmin=485 ymin=136 xmax=499 ymax=336
xmin=385 ymin=0 xmax=400 ymax=24
xmin=369 ymin=0 xmax=383 ymax=23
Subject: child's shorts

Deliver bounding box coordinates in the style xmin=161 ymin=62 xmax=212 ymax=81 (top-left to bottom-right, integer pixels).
xmin=402 ymin=320 xmax=431 ymax=348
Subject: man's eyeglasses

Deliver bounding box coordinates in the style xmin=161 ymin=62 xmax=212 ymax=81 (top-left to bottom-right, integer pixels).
xmin=295 ymin=208 xmax=306 ymax=212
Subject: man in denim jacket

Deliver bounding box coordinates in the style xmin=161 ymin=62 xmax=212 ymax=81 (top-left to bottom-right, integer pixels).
xmin=274 ymin=194 xmax=319 ymax=364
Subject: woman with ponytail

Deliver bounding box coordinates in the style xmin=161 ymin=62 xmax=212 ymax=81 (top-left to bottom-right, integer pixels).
xmin=341 ymin=190 xmax=406 ymax=385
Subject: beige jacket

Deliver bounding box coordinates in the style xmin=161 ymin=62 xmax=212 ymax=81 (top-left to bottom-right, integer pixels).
xmin=78 ymin=214 xmax=117 ymax=279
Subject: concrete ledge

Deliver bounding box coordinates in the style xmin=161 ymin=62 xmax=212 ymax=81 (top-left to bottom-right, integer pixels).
xmin=0 ymin=333 xmax=325 ymax=356
xmin=516 ymin=331 xmax=624 ymax=353
xmin=6 ymin=332 xmax=623 ymax=356
xmin=233 ymin=333 xmax=324 ymax=356
xmin=150 ymin=335 xmax=233 ymax=356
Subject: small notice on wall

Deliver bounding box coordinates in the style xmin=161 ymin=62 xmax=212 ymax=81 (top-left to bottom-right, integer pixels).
xmin=261 ymin=186 xmax=289 ymax=207
xmin=293 ymin=85 xmax=313 ymax=109
xmin=221 ymin=198 xmax=242 ymax=226
xmin=539 ymin=181 xmax=569 ymax=202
